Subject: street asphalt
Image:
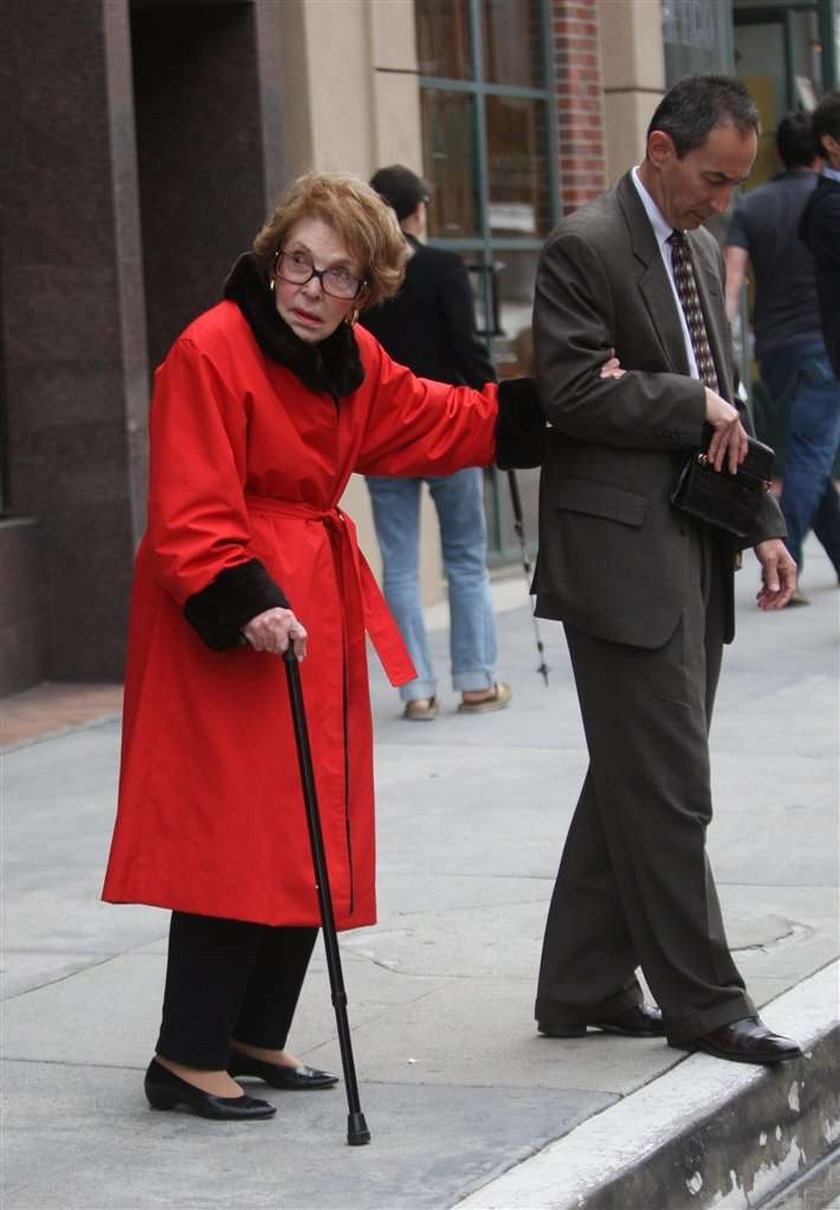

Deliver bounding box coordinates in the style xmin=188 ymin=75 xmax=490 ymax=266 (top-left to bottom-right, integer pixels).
xmin=2 ymin=535 xmax=838 ymax=1210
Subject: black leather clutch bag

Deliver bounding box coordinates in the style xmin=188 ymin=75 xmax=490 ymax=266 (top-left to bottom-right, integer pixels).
xmin=670 ymin=436 xmax=774 ymax=538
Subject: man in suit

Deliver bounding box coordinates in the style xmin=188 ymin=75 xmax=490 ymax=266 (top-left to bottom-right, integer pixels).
xmin=800 ymin=90 xmax=840 ymax=379
xmin=532 ymin=75 xmax=801 ymax=1065
xmin=362 ymin=165 xmax=511 ymax=720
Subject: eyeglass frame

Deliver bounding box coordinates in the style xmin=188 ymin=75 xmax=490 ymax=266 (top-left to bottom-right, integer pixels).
xmin=273 ymin=248 xmax=367 ymax=301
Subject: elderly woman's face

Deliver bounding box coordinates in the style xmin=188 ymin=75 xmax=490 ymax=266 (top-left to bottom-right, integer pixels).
xmin=273 ymin=217 xmax=364 ymax=343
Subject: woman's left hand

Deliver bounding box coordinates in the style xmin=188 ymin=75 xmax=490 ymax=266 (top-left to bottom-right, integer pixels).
xmin=242 ymin=608 xmax=308 ymax=659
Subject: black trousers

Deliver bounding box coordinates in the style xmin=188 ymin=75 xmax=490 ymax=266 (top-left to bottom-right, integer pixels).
xmin=156 ymin=911 xmax=318 ymax=1068
xmin=536 ymin=526 xmax=754 ymax=1044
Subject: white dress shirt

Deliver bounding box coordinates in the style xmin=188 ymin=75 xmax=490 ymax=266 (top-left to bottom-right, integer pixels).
xmin=631 ymin=165 xmax=700 ymax=380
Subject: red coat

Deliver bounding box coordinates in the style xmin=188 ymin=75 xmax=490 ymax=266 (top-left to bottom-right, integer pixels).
xmin=102 ymin=303 xmax=498 ymax=929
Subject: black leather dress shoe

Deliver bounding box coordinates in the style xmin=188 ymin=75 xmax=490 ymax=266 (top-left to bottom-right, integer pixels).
xmin=686 ymin=1017 xmax=802 ymax=1065
xmin=144 ymin=1059 xmax=276 ymax=1120
xmin=538 ymin=1003 xmax=665 ymax=1038
xmin=227 ymin=1051 xmax=339 ymax=1090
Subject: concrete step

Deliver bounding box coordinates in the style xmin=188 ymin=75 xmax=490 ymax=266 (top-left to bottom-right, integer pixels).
xmin=456 ymin=963 xmax=840 ymax=1210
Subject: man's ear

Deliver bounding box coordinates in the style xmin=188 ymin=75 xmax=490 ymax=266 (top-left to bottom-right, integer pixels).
xmin=647 ymin=129 xmax=676 ymax=167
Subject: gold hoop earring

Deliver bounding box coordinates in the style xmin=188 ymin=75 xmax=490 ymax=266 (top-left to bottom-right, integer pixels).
xmin=269 ymin=276 xmax=276 ymax=293
xmin=346 ymin=308 xmax=359 ymax=327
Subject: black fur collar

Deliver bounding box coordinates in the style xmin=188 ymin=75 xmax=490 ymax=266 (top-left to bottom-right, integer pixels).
xmin=223 ymin=253 xmax=365 ymax=398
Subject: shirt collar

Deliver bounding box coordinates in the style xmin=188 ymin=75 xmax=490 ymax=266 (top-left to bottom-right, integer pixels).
xmin=823 ymin=164 xmax=840 ymax=183
xmin=631 ymin=165 xmax=676 ymax=247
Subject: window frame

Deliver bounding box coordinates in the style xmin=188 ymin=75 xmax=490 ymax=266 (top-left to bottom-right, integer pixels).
xmin=417 ymin=0 xmax=558 ymax=559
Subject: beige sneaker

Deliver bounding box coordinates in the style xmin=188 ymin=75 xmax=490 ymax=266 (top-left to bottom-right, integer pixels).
xmin=457 ymin=682 xmax=512 ymax=714
xmin=785 ymin=588 xmax=810 ymax=607
xmin=403 ymin=696 xmax=439 ymax=721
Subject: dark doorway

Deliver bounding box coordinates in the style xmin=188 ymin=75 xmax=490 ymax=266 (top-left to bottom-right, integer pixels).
xmin=130 ymin=1 xmax=267 ymax=370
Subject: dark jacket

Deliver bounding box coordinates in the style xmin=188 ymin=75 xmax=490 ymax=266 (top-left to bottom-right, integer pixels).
xmin=532 ymin=171 xmax=786 ymax=649
xmin=799 ymin=174 xmax=840 ymax=377
xmin=360 ymin=235 xmax=495 ymax=388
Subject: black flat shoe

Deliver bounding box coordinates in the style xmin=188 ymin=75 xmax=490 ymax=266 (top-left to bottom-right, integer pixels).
xmin=227 ymin=1050 xmax=339 ymax=1090
xmin=144 ymin=1059 xmax=276 ymax=1120
xmin=682 ymin=1017 xmax=802 ymax=1065
xmin=539 ymin=1003 xmax=665 ymax=1038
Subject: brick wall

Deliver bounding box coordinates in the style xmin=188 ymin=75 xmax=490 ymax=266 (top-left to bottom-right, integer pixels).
xmin=551 ymin=0 xmax=607 ymax=214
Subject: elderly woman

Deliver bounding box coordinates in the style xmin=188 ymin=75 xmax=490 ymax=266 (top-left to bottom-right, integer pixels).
xmin=102 ymin=172 xmax=542 ymax=1121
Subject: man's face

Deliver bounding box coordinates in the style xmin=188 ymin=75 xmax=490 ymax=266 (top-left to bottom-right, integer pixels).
xmin=650 ymin=121 xmax=758 ymax=230
xmin=820 ymin=133 xmax=840 ymax=170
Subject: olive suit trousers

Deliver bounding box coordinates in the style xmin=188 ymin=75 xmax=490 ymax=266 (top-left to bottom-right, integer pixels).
xmin=535 ymin=526 xmax=755 ymax=1045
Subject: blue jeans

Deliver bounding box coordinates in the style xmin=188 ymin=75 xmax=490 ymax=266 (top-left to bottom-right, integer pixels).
xmin=758 ymin=340 xmax=840 ymax=576
xmin=366 ymin=468 xmax=497 ymax=702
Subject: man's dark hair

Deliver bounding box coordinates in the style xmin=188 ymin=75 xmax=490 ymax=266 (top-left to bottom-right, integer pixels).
xmin=369 ymin=165 xmax=430 ymax=222
xmin=646 ymin=74 xmax=760 ymax=157
xmin=775 ymin=112 xmax=819 ymax=170
xmin=812 ymin=89 xmax=840 ymax=158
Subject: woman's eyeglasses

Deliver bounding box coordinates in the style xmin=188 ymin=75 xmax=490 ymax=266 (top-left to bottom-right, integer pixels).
xmin=275 ymin=250 xmax=365 ymax=300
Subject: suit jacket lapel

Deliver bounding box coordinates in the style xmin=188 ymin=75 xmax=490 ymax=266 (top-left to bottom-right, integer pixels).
xmin=616 ymin=174 xmax=691 ymax=377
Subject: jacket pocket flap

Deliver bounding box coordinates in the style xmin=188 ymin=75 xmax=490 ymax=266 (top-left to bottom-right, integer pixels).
xmin=551 ymin=477 xmax=647 ymax=527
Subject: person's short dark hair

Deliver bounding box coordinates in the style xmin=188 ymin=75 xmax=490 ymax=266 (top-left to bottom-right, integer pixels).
xmin=775 ymin=112 xmax=819 ymax=169
xmin=812 ymin=89 xmax=840 ymax=158
xmin=647 ymin=74 xmax=760 ymax=158
xmin=369 ymin=165 xmax=430 ymax=222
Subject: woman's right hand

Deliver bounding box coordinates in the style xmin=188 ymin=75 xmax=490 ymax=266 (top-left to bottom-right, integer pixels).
xmin=242 ymin=608 xmax=308 ymax=660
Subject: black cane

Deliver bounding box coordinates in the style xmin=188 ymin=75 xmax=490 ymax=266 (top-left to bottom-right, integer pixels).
xmin=506 ymin=469 xmax=549 ymax=686
xmin=283 ymin=646 xmax=371 ymax=1146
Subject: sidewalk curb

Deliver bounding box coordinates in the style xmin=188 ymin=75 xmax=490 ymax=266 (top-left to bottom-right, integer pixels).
xmin=0 ymin=710 xmax=122 ymax=755
xmin=454 ymin=962 xmax=840 ymax=1210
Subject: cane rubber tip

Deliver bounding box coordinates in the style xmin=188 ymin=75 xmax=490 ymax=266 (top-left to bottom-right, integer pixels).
xmin=347 ymin=1111 xmax=371 ymax=1145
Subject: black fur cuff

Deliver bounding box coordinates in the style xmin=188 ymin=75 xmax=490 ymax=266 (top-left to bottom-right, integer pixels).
xmin=183 ymin=558 xmax=290 ymax=650
xmin=495 ymin=378 xmax=546 ymax=469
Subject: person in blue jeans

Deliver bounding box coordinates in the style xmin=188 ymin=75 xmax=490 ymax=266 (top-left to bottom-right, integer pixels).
xmin=362 ymin=166 xmax=511 ymax=719
xmin=757 ymin=342 xmax=840 ymax=584
xmin=726 ymin=113 xmax=840 ymax=602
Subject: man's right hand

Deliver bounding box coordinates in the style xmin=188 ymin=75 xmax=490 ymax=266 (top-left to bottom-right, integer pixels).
xmin=704 ymin=388 xmax=749 ymax=474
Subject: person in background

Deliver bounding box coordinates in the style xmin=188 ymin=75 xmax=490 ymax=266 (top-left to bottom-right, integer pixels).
xmin=725 ymin=112 xmax=840 ymax=603
xmin=800 ymin=90 xmax=840 ymax=380
xmin=361 ymin=165 xmax=511 ymax=721
xmin=102 ymin=172 xmax=542 ymax=1121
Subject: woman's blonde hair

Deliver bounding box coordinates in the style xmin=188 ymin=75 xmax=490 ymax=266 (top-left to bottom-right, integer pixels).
xmin=253 ymin=172 xmax=407 ymax=308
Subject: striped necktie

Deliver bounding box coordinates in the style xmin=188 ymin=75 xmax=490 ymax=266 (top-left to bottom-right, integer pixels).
xmin=667 ymin=230 xmax=719 ymax=393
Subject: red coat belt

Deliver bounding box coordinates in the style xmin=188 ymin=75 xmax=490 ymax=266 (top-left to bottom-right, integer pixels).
xmin=245 ymin=494 xmax=416 ymax=689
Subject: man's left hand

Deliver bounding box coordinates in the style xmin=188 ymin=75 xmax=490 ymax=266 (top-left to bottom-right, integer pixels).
xmin=754 ymin=539 xmax=797 ymax=610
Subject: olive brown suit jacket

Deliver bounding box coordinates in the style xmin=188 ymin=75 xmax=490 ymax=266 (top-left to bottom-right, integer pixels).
xmin=532 ymin=171 xmax=785 ymax=649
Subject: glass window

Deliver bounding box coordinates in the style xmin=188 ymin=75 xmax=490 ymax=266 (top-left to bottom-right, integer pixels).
xmin=421 ymin=90 xmax=480 ymax=238
xmin=487 ymin=249 xmax=539 ymax=372
xmin=734 ymin=7 xmax=823 ymax=188
xmin=663 ymin=0 xmax=733 ymax=81
xmin=482 ymin=0 xmax=544 ymax=86
xmin=415 ymin=0 xmax=554 ymax=561
xmin=415 ymin=0 xmax=472 ymax=79
xmin=486 ymin=95 xmax=552 ymax=237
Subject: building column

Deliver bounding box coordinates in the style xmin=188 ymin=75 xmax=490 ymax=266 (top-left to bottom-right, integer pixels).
xmin=0 ymin=0 xmax=147 ymax=685
xmin=597 ymin=0 xmax=666 ymax=183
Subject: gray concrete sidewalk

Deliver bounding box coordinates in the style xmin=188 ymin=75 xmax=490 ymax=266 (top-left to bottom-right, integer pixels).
xmin=2 ymin=539 xmax=838 ymax=1210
